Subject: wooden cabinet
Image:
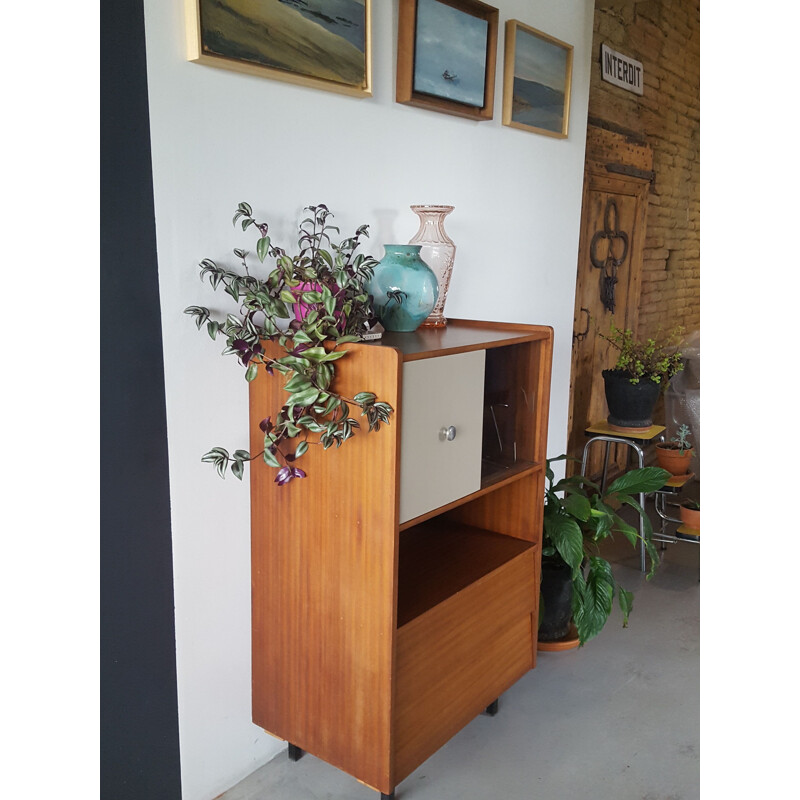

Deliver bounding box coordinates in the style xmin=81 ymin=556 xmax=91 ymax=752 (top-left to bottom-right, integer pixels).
xmin=249 ymin=320 xmax=553 ymax=797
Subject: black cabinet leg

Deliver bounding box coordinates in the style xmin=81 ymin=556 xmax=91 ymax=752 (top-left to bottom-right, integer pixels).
xmin=484 ymin=698 xmax=499 ymax=716
xmin=287 ymin=743 xmax=304 ymax=761
xmin=380 ymin=793 xmax=395 ymax=799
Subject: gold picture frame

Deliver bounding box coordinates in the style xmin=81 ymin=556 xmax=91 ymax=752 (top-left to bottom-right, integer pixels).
xmin=502 ymin=20 xmax=573 ymax=138
xmin=185 ymin=0 xmax=372 ymax=97
xmin=396 ymin=0 xmax=499 ymax=121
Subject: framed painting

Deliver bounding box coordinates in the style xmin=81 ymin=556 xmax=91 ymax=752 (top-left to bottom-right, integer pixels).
xmin=502 ymin=20 xmax=573 ymax=138
xmin=185 ymin=0 xmax=372 ymax=97
xmin=397 ymin=0 xmax=499 ymax=121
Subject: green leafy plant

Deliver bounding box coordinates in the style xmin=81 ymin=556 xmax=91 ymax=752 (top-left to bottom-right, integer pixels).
xmin=185 ymin=202 xmax=393 ymax=485
xmin=599 ymin=320 xmax=684 ymax=386
xmin=543 ymin=455 xmax=671 ymax=645
xmin=682 ymin=498 xmax=700 ymax=511
xmin=661 ymin=423 xmax=693 ymax=454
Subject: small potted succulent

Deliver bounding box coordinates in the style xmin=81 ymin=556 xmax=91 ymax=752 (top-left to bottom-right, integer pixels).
xmin=185 ymin=202 xmax=393 ymax=486
xmin=655 ymin=424 xmax=694 ymax=476
xmin=540 ymin=455 xmax=671 ymax=646
xmin=598 ymin=321 xmax=684 ymax=429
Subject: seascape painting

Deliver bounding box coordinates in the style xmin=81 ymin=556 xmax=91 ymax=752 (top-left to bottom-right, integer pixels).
xmin=504 ymin=21 xmax=572 ymax=137
xmin=195 ymin=0 xmax=369 ymax=92
xmin=412 ymin=0 xmax=489 ymax=108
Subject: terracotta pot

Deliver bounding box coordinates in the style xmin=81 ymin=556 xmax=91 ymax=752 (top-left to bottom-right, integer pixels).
xmin=655 ymin=443 xmax=693 ymax=476
xmin=680 ymin=504 xmax=700 ymax=530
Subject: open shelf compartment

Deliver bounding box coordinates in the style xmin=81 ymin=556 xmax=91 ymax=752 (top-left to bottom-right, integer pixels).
xmin=481 ymin=338 xmax=543 ymax=484
xmin=397 ymin=518 xmax=535 ymax=628
xmin=393 ymin=518 xmax=538 ymax=783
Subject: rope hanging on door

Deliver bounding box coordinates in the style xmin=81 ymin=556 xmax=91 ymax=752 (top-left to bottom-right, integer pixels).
xmin=589 ymin=199 xmax=629 ymax=314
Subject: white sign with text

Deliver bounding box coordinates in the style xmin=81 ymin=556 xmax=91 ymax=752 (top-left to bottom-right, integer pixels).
xmin=601 ymin=43 xmax=643 ymax=95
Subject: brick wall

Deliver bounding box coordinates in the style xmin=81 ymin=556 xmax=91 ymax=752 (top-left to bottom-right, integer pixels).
xmin=589 ymin=0 xmax=700 ymax=341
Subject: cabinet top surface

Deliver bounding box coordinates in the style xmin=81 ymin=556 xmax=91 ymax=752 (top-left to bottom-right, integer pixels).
xmin=376 ymin=319 xmax=552 ymax=361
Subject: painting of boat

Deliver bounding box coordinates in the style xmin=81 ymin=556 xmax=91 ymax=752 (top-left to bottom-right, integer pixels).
xmin=412 ymin=0 xmax=489 ymax=108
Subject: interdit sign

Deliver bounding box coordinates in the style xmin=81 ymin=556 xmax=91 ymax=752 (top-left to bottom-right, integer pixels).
xmin=600 ymin=43 xmax=643 ymax=95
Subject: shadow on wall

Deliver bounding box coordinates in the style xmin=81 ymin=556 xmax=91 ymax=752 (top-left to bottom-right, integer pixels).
xmin=372 ymin=208 xmax=401 ymax=254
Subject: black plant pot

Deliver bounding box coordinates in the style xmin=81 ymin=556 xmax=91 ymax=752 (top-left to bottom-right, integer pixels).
xmin=538 ymin=559 xmax=574 ymax=642
xmin=602 ymin=369 xmax=660 ymax=428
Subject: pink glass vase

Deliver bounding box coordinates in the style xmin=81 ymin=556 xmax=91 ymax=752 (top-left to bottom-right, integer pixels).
xmin=408 ymin=205 xmax=456 ymax=328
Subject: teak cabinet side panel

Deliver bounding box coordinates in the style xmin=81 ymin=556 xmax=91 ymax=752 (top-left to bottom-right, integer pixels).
xmin=249 ymin=341 xmax=402 ymax=793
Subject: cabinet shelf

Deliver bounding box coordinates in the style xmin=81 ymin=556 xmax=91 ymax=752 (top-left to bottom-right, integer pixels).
xmin=481 ymin=457 xmax=538 ymax=487
xmin=398 ymin=460 xmax=542 ymax=532
xmin=397 ymin=520 xmax=536 ymax=628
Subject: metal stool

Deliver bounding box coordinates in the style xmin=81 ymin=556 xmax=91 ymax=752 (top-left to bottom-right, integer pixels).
xmin=581 ymin=422 xmax=666 ymax=572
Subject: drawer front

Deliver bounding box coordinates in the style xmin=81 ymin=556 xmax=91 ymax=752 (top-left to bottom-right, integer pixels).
xmin=393 ymin=550 xmax=535 ymax=782
xmin=399 ymin=350 xmax=486 ymax=523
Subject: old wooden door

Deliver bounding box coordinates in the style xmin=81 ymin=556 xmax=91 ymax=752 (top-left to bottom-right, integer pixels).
xmin=567 ymin=125 xmax=654 ymax=478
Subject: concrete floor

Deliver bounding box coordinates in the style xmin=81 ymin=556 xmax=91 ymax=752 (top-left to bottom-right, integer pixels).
xmin=221 ymin=499 xmax=700 ymax=800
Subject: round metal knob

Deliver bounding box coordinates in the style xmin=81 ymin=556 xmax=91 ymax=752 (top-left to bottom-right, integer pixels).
xmin=439 ymin=425 xmax=457 ymax=442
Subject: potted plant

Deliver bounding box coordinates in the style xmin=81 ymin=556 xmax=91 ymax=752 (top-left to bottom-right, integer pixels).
xmin=540 ymin=455 xmax=671 ymax=646
xmin=679 ymin=498 xmax=700 ymax=530
xmin=655 ymin=423 xmax=694 ymax=476
xmin=598 ymin=321 xmax=684 ymax=429
xmin=184 ymin=202 xmax=394 ymax=485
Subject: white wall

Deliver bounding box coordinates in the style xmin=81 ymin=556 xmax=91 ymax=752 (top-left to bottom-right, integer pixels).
xmin=143 ymin=1 xmax=594 ymax=798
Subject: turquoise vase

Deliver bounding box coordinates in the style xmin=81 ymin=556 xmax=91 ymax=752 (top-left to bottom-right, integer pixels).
xmin=368 ymin=245 xmax=439 ymax=332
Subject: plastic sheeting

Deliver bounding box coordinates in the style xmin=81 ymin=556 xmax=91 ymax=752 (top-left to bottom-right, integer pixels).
xmin=664 ymin=330 xmax=700 ymax=477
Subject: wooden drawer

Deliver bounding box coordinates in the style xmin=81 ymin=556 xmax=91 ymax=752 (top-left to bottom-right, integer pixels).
xmin=393 ymin=548 xmax=535 ymax=783
xmin=399 ymin=350 xmax=486 ymax=523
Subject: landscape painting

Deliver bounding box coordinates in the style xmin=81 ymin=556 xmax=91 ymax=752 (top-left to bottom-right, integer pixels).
xmin=502 ymin=20 xmax=573 ymax=138
xmin=188 ymin=0 xmax=371 ymax=96
xmin=396 ymin=0 xmax=499 ymax=121
xmin=413 ymin=0 xmax=489 ymax=107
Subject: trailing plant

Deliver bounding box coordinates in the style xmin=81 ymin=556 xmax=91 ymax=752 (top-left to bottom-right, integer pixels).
xmin=682 ymin=498 xmax=700 ymax=511
xmin=599 ymin=320 xmax=684 ymax=386
xmin=543 ymin=455 xmax=671 ymax=646
xmin=185 ymin=202 xmax=393 ymax=485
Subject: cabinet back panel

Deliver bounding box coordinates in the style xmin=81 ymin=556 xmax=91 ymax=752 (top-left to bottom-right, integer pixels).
xmin=445 ymin=470 xmax=544 ymax=542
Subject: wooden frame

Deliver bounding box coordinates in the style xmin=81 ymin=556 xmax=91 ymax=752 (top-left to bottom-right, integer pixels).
xmin=502 ymin=19 xmax=573 ymax=138
xmin=185 ymin=0 xmax=372 ymax=97
xmin=397 ymin=0 xmax=499 ymax=121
